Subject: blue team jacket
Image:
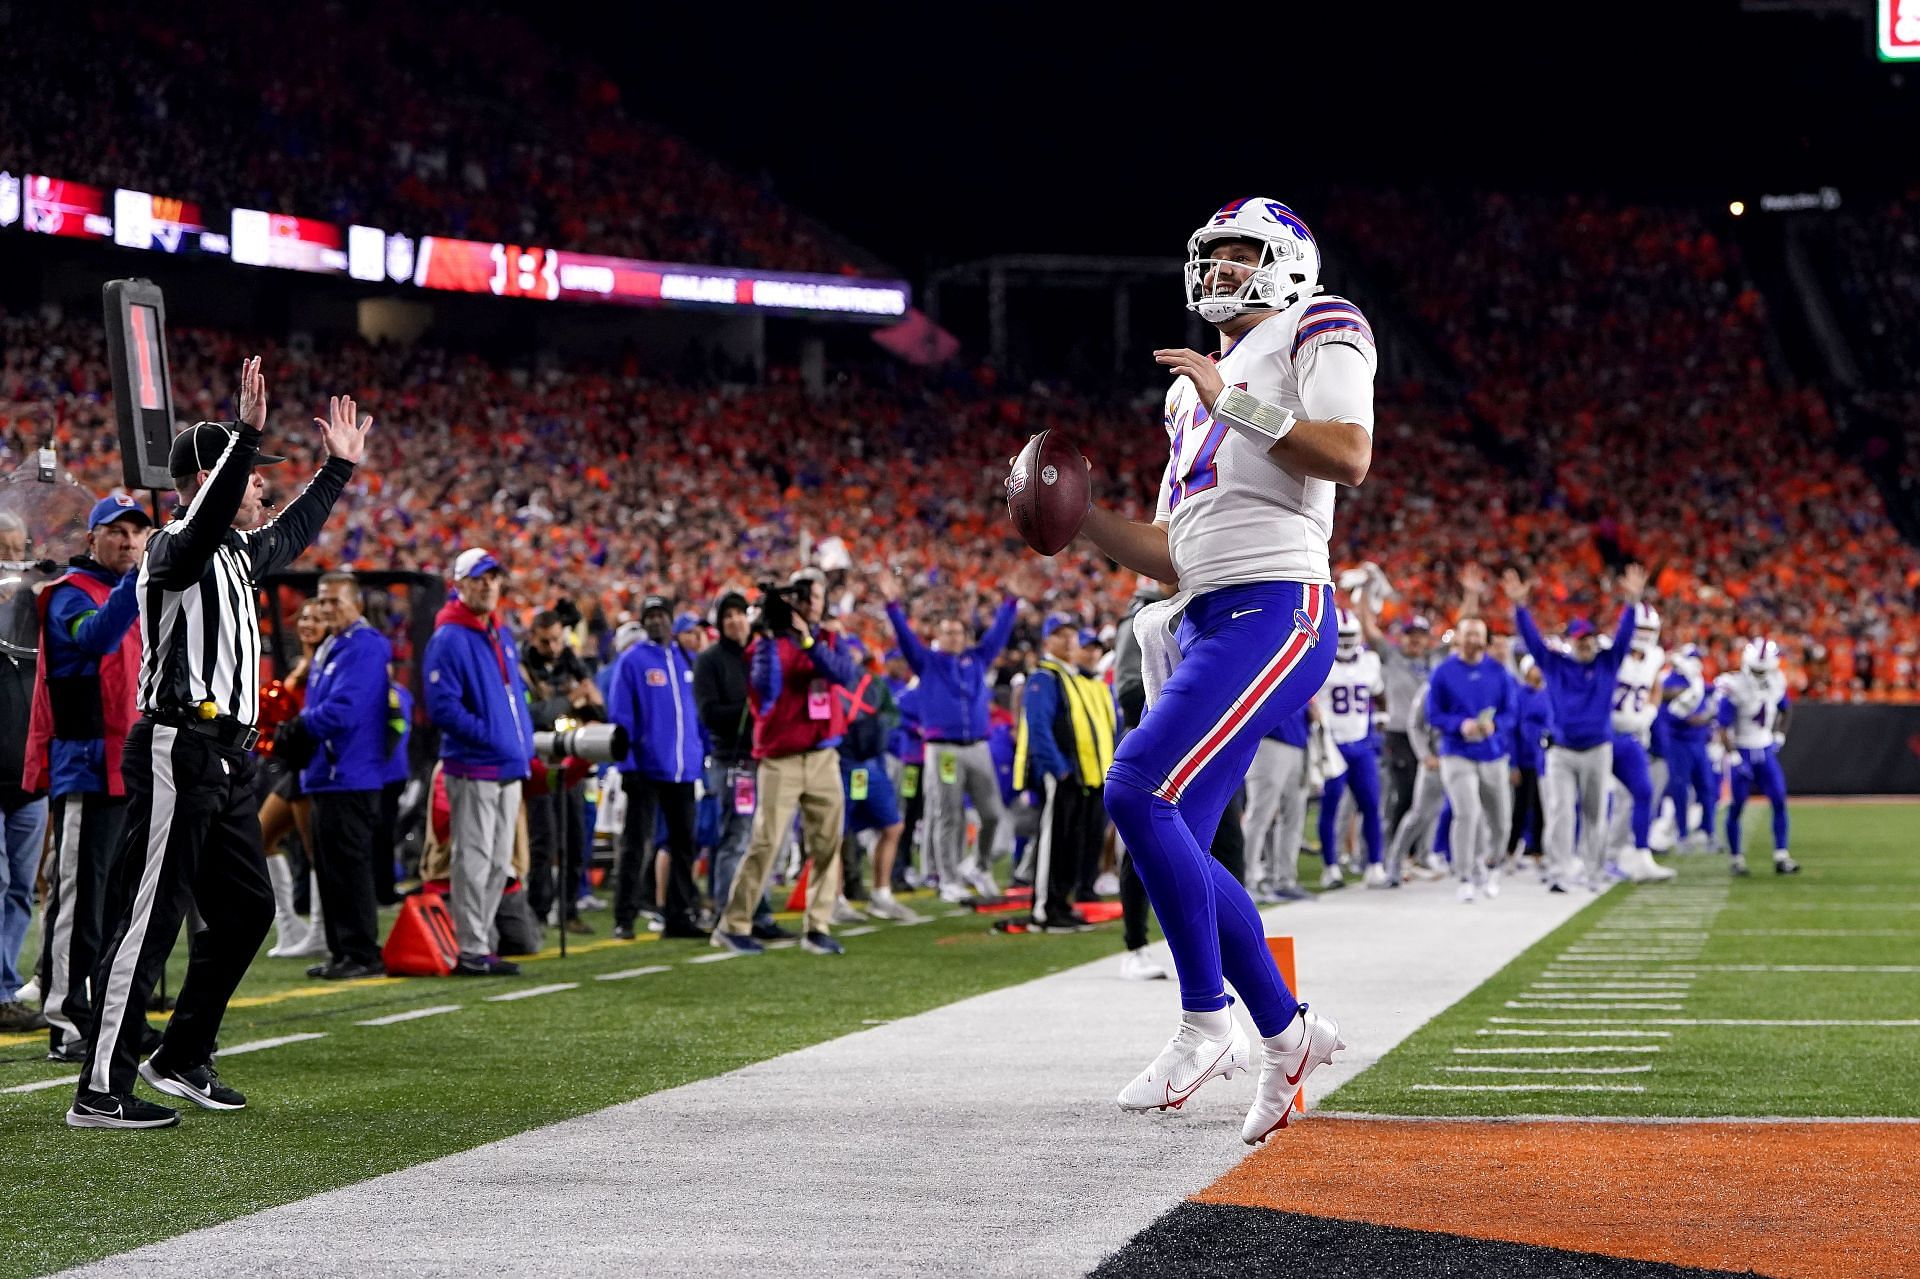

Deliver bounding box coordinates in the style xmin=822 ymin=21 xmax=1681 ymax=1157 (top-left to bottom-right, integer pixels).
xmin=1426 ymin=655 xmax=1517 ymax=762
xmin=385 ymin=682 xmax=413 ymax=785
xmin=301 ymin=618 xmax=395 ymax=793
xmin=1268 ymin=705 xmax=1310 ymax=750
xmin=424 ymin=599 xmax=534 ymax=782
xmin=41 ymin=561 xmax=142 ymax=798
xmin=1511 ymin=683 xmax=1555 ymax=772
xmin=1514 ymin=605 xmax=1636 ymax=750
xmin=884 ymin=598 xmax=1016 ymax=743
xmin=609 ymin=638 xmax=704 ymax=782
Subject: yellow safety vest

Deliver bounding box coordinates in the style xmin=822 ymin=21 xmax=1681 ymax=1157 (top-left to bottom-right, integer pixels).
xmin=1014 ymin=659 xmax=1116 ymax=790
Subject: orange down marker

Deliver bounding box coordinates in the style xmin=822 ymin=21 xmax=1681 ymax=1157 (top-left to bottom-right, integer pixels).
xmin=1265 ymin=935 xmax=1305 ymax=1115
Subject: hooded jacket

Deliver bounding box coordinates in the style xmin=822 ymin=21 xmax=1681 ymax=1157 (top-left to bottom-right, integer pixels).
xmin=424 ymin=596 xmax=534 ymax=781
xmin=300 ymin=616 xmax=395 ymax=793
xmin=609 ymin=637 xmax=704 ymax=783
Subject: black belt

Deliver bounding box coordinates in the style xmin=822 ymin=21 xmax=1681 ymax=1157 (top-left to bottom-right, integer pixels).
xmin=148 ymin=711 xmax=260 ymax=752
xmin=927 ymin=737 xmax=981 ymax=747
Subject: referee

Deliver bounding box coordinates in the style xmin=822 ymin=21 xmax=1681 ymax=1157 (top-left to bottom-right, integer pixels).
xmin=69 ymin=358 xmax=370 ymax=1129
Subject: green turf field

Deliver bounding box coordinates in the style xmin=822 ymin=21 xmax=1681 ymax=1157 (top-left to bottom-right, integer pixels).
xmin=0 ymin=886 xmax=1137 ymax=1278
xmin=1325 ymin=803 xmax=1920 ymax=1119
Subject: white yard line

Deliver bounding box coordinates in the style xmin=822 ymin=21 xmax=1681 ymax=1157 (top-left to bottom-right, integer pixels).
xmin=483 ymin=983 xmax=579 ymax=1002
xmin=356 ymin=1006 xmax=460 ymax=1027
xmin=1453 ymin=1045 xmax=1662 ymax=1055
xmin=1410 ymin=1083 xmax=1646 ymax=1093
xmin=3 ymin=1074 xmax=79 ymax=1094
xmin=1476 ymin=1028 xmax=1670 ymax=1037
xmin=220 ymin=1033 xmax=328 ymax=1055
xmin=685 ymin=952 xmax=743 ymax=965
xmin=837 ymin=926 xmax=878 ymax=937
xmin=1440 ymin=1065 xmax=1654 ymax=1075
xmin=595 ymin=966 xmax=672 ymax=981
xmin=1505 ymin=1001 xmax=1686 ymax=1010
xmin=1490 ymin=1016 xmax=1920 ymax=1028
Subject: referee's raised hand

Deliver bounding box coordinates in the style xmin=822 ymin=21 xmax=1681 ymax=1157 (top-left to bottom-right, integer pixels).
xmin=238 ymin=355 xmax=267 ymax=430
xmin=315 ymin=394 xmax=373 ymax=464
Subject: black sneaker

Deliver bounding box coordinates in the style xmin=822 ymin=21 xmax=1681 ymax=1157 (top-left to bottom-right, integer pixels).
xmin=47 ymin=1039 xmax=88 ymax=1064
xmin=310 ymin=959 xmax=386 ymax=981
xmin=140 ymin=1058 xmax=246 ymax=1111
xmin=611 ymin=924 xmax=637 ymax=941
xmin=751 ymin=921 xmax=797 ymax=942
xmin=0 ymin=999 xmax=48 ymax=1032
xmin=1039 ymin=915 xmax=1094 ymax=934
xmin=801 ymin=931 xmax=845 ymax=955
xmin=451 ymin=954 xmax=521 ymax=977
xmin=1774 ymin=855 xmax=1801 ymax=875
xmin=139 ymin=1022 xmax=165 ymax=1054
xmin=67 ymin=1088 xmax=180 ymax=1129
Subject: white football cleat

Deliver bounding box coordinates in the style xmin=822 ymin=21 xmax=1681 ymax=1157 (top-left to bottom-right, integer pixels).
xmin=1457 ymin=881 xmax=1476 ymax=904
xmin=1117 ymin=1015 xmax=1249 ymax=1113
xmin=1482 ymin=866 xmax=1501 ymax=899
xmin=1362 ymin=863 xmax=1389 ymax=889
xmin=937 ymin=881 xmax=972 ymax=903
xmin=1242 ymin=1004 xmax=1345 ymax=1144
xmin=960 ymin=861 xmax=1002 ymax=900
xmin=1119 ymin=948 xmax=1169 ymax=982
xmin=865 ymin=889 xmax=923 ymax=923
xmin=1319 ymin=865 xmax=1345 ymax=891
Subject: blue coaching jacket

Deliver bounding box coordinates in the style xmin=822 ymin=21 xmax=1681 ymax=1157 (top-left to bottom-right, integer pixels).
xmin=1513 ymin=605 xmax=1636 ymax=751
xmin=424 ymin=597 xmax=535 ymax=782
xmin=883 ymin=597 xmax=1017 ymax=744
xmin=39 ymin=560 xmax=142 ymax=798
xmin=609 ymin=638 xmax=703 ymax=783
xmin=301 ymin=617 xmax=395 ymax=793
xmin=1426 ymin=654 xmax=1517 ymax=762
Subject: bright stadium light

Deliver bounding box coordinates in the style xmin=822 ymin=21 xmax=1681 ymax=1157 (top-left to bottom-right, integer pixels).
xmin=1729 ymin=200 xmax=1746 ymax=217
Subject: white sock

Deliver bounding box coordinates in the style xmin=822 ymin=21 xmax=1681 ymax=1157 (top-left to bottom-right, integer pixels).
xmin=1182 ymin=1007 xmax=1233 ymax=1040
xmin=1264 ymin=1011 xmax=1306 ymax=1054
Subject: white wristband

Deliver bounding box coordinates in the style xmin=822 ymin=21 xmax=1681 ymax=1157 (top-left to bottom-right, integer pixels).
xmin=1216 ymin=386 xmax=1297 ymax=443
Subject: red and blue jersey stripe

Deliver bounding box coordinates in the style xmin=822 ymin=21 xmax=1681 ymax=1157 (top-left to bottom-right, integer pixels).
xmin=1291 ymin=296 xmax=1373 ymax=358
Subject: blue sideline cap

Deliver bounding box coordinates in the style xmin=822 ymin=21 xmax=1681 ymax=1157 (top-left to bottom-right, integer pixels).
xmin=453 ymin=548 xmax=504 ymax=580
xmin=673 ymin=612 xmax=700 ymax=635
xmin=1566 ymin=618 xmax=1597 ymax=639
xmin=1041 ymin=613 xmax=1076 ymax=639
xmin=88 ymin=494 xmax=152 ymax=531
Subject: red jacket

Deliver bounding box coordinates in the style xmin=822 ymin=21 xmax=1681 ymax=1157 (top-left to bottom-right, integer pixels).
xmin=24 ymin=570 xmax=140 ymax=797
xmin=750 ymin=634 xmax=849 ymax=760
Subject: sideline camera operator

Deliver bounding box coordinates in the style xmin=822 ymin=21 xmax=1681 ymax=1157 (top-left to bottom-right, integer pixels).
xmin=524 ymin=606 xmax=601 ymax=934
xmin=693 ymin=591 xmax=787 ymax=941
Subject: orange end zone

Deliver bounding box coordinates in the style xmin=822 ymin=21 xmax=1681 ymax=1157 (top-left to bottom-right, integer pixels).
xmin=1197 ymin=1118 xmax=1920 ymax=1279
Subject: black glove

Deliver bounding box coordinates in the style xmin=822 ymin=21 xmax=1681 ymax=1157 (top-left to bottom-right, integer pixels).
xmin=273 ymin=715 xmax=320 ymax=769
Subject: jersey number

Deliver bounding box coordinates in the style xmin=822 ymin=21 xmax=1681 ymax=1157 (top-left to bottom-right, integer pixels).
xmin=1166 ymin=404 xmax=1229 ymax=511
xmin=1330 ymin=686 xmax=1370 ymax=717
xmin=1613 ymin=686 xmax=1648 ymax=713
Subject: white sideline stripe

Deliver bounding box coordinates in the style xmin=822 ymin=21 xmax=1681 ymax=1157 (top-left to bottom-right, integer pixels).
xmin=686 ymin=952 xmax=743 ymax=965
xmin=1683 ymin=964 xmax=1920 ymax=974
xmin=1716 ymin=929 xmax=1913 ymax=938
xmin=1476 ymin=1028 xmax=1671 ymax=1038
xmin=1552 ymin=956 xmax=1701 ymax=964
xmin=1563 ymin=950 xmax=1701 ymax=958
xmin=1522 ymin=990 xmax=1692 ymax=999
xmin=221 ymin=1033 xmax=328 ymax=1055
xmin=1453 ymin=1045 xmax=1661 ymax=1055
xmin=1441 ymin=1065 xmax=1654 ymax=1075
xmin=357 ymin=1005 xmax=460 ymax=1026
xmin=838 ymin=926 xmax=878 ymax=937
xmin=596 ymin=966 xmax=672 ymax=981
xmin=1490 ymin=1016 xmax=1920 ymax=1028
xmin=1543 ymin=970 xmax=1698 ymax=979
xmin=1531 ymin=979 xmax=1695 ymax=986
xmin=1411 ymin=1083 xmax=1646 ymax=1093
xmin=1506 ymin=1002 xmax=1685 ymax=1010
xmin=3 ymin=1074 xmax=80 ymax=1094
xmin=484 ymin=983 xmax=578 ymax=1002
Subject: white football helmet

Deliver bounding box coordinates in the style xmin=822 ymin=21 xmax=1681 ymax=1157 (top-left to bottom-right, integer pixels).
xmin=1185 ymin=197 xmax=1321 ymax=324
xmin=1742 ymin=636 xmax=1781 ymax=676
xmin=1632 ymin=602 xmax=1661 ymax=649
xmin=1335 ymin=607 xmax=1361 ymax=656
xmin=1671 ymin=642 xmax=1702 ymax=676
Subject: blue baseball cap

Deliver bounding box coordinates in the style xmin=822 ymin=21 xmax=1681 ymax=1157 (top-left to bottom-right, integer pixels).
xmin=87 ymin=493 xmax=152 ymax=532
xmin=673 ymin=612 xmax=700 ymax=635
xmin=1077 ymin=628 xmax=1099 ymax=649
xmin=883 ymin=647 xmax=904 ymax=664
xmin=1566 ymin=618 xmax=1597 ymax=639
xmin=1042 ymin=613 xmax=1076 ymax=639
xmin=453 ymin=548 xmax=503 ymax=580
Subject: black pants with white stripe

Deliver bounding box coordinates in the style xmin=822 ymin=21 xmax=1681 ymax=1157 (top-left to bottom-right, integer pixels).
xmin=39 ymin=791 xmax=130 ymax=1053
xmin=80 ymin=720 xmax=273 ymax=1098
xmin=1033 ymin=777 xmax=1104 ymax=925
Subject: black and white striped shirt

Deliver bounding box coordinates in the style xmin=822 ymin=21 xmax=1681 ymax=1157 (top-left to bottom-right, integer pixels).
xmin=137 ymin=424 xmax=354 ymax=726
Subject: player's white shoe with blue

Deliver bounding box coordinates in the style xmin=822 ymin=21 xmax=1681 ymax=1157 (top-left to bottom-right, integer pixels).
xmin=1116 ymin=1014 xmax=1250 ymax=1113
xmin=1242 ymin=1004 xmax=1345 ymax=1144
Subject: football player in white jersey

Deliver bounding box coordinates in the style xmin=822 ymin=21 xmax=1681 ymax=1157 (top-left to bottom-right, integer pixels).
xmin=1658 ymin=643 xmax=1720 ymax=850
xmin=1607 ymin=604 xmax=1676 ymax=882
xmin=1061 ymin=197 xmax=1375 ymax=1144
xmin=1312 ymin=610 xmax=1388 ymax=889
xmin=1716 ymin=637 xmax=1799 ymax=875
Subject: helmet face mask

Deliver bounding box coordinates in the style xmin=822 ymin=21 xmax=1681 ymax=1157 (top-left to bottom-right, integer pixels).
xmin=1335 ymin=607 xmax=1361 ymax=656
xmin=1185 ymin=198 xmax=1321 ymax=323
xmin=1743 ymin=636 xmax=1780 ymax=676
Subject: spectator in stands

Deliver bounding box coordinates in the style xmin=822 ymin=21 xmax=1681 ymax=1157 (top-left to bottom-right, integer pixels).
xmin=423 ymin=548 xmax=534 ymax=977
xmin=714 ymin=570 xmax=856 ymax=956
xmin=607 ymin=595 xmax=705 ymax=940
xmin=295 ymin=571 xmax=393 ymax=980
xmin=523 ymin=609 xmax=602 ymax=935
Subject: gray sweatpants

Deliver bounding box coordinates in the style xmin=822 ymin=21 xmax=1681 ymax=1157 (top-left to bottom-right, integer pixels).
xmin=1440 ymin=755 xmax=1513 ymax=886
xmin=1387 ymin=760 xmax=1447 ymax=877
xmin=445 ymin=775 xmax=522 ymax=959
xmin=1242 ymin=738 xmax=1306 ymax=889
xmin=923 ymin=740 xmax=1005 ymax=884
xmin=1546 ymin=742 xmax=1613 ymax=882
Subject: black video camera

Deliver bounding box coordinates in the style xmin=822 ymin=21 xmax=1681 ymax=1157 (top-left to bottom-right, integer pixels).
xmin=754 ymin=579 xmax=812 ymax=637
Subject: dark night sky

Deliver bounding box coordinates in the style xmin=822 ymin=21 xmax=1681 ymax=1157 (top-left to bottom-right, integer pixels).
xmin=526 ymin=2 xmax=1917 ymax=274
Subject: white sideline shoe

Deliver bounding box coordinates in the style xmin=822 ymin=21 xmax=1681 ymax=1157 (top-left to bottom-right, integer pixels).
xmin=1457 ymin=881 xmax=1476 ymax=904
xmin=937 ymin=882 xmax=972 ymax=903
xmin=866 ymin=889 xmax=922 ymax=923
xmin=1117 ymin=1014 xmax=1249 ymax=1112
xmin=1242 ymin=1004 xmax=1345 ymax=1144
xmin=1362 ymin=863 xmax=1389 ymax=889
xmin=831 ymin=896 xmax=868 ymax=925
xmin=1482 ymin=866 xmax=1501 ymax=899
xmin=960 ymin=861 xmax=1001 ymax=900
xmin=1119 ymin=948 xmax=1169 ymax=981
xmin=1319 ymin=865 xmax=1344 ymax=890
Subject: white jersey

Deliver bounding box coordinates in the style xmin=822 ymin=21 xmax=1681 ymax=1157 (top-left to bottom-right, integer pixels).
xmin=1717 ymin=670 xmax=1788 ymax=750
xmin=1155 ymin=296 xmax=1377 ymax=591
xmin=1314 ymin=649 xmax=1384 ymax=745
xmin=1611 ymin=644 xmax=1665 ymax=737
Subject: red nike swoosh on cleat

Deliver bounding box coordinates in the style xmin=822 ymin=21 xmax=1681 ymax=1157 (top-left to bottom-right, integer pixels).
xmin=1284 ymin=1039 xmax=1314 ymax=1087
xmin=1163 ymin=1041 xmax=1234 ymax=1107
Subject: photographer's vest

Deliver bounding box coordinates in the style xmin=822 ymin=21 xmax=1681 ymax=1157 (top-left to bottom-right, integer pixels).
xmin=24 ymin=571 xmax=141 ymax=797
xmin=750 ymin=635 xmax=848 ymax=760
xmin=1013 ymin=658 xmax=1115 ymax=790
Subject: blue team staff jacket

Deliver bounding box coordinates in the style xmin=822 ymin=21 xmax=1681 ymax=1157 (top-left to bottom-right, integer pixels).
xmin=424 ymin=599 xmax=535 ymax=782
xmin=883 ymin=597 xmax=1016 ymax=743
xmin=301 ymin=618 xmax=396 ymax=793
xmin=609 ymin=639 xmax=704 ymax=783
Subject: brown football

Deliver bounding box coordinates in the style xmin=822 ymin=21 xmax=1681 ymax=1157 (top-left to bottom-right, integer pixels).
xmin=1007 ymin=428 xmax=1090 ymax=556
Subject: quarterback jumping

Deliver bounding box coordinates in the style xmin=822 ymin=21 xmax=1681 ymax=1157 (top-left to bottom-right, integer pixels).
xmin=1070 ymin=197 xmax=1376 ymax=1143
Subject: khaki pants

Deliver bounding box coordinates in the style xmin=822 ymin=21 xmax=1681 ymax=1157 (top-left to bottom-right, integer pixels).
xmin=720 ymin=748 xmax=845 ymax=937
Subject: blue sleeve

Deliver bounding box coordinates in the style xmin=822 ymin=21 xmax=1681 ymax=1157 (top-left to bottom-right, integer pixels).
xmin=805 ymin=635 xmax=857 ymax=688
xmin=303 ymin=631 xmax=387 ymax=741
xmin=1425 ymin=668 xmax=1467 ymax=735
xmin=1515 ymin=607 xmax=1550 ymax=666
xmin=1023 ymin=672 xmax=1069 ymax=778
xmin=1603 ymin=606 xmax=1637 ymax=671
xmin=969 ymin=597 xmax=1020 ymax=665
xmin=607 ymin=656 xmax=641 ymax=768
xmin=885 ymin=604 xmax=931 ymax=674
xmin=57 ymin=572 xmax=144 ymax=655
xmin=751 ymin=637 xmax=782 ymax=705
xmin=424 ymin=633 xmax=491 ymax=749
xmin=1716 ymin=697 xmax=1736 ymax=728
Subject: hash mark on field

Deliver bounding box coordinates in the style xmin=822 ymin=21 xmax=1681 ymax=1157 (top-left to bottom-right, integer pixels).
xmin=891 ymin=917 xmax=932 ymax=926
xmin=838 ymin=926 xmax=878 ymax=937
xmin=2 ymin=1074 xmax=79 ymax=1094
xmin=687 ymin=951 xmax=744 ymax=964
xmin=1490 ymin=1016 xmax=1920 ymax=1028
xmin=1506 ymin=1001 xmax=1685 ymax=1010
xmin=596 ymin=966 xmax=671 ymax=981
xmin=1440 ymin=1065 xmax=1654 ymax=1075
xmin=485 ymin=983 xmax=578 ymax=1001
xmin=1453 ymin=1045 xmax=1662 ymax=1055
xmin=1476 ymin=1028 xmax=1671 ymax=1037
xmin=357 ymin=1005 xmax=460 ymax=1026
xmin=220 ymin=1033 xmax=328 ymax=1055
xmin=1715 ymin=928 xmax=1915 ymax=938
xmin=1410 ymin=1083 xmax=1646 ymax=1093
xmin=1521 ymin=990 xmax=1692 ymax=999
xmin=1679 ymin=964 xmax=1920 ymax=974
